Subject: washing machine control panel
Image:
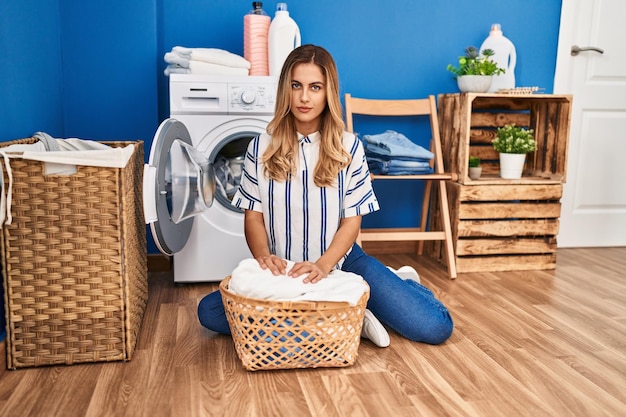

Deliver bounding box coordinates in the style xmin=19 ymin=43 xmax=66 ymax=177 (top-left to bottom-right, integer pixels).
xmin=169 ymin=75 xmax=277 ymax=115
xmin=229 ymin=83 xmax=276 ymax=113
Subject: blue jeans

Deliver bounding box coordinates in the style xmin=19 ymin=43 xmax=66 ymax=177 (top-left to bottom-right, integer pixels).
xmin=367 ymin=157 xmax=434 ymax=175
xmin=362 ymin=130 xmax=434 ymax=160
xmin=197 ymin=244 xmax=453 ymax=345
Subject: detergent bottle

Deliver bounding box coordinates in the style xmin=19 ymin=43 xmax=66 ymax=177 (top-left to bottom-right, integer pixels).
xmin=479 ymin=23 xmax=516 ymax=92
xmin=268 ymin=3 xmax=301 ymax=76
xmin=244 ymin=2 xmax=270 ymax=75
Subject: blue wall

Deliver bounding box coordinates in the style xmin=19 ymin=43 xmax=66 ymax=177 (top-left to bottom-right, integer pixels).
xmin=1 ymin=0 xmax=563 ymax=143
xmin=59 ymin=1 xmax=159 ymax=140
xmin=0 ymin=2 xmax=64 ymax=140
xmin=0 ymin=0 xmax=562 ymax=339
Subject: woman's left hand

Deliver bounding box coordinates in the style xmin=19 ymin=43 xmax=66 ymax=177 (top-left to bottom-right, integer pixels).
xmin=289 ymin=261 xmax=329 ymax=284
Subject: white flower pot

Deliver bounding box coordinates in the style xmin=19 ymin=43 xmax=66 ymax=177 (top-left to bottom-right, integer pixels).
xmin=499 ymin=153 xmax=526 ymax=179
xmin=468 ymin=166 xmax=482 ymax=180
xmin=457 ymin=75 xmax=493 ymax=93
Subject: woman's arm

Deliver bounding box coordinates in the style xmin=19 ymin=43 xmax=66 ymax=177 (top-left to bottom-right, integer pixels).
xmin=243 ymin=209 xmax=287 ymax=275
xmin=290 ymin=215 xmax=362 ymax=283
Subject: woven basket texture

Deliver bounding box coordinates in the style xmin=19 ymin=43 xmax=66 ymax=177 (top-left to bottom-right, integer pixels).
xmin=220 ymin=276 xmax=369 ymax=371
xmin=1 ymin=137 xmax=148 ymax=368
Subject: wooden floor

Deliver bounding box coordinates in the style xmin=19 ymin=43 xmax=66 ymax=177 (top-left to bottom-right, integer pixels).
xmin=0 ymin=247 xmax=625 ymax=417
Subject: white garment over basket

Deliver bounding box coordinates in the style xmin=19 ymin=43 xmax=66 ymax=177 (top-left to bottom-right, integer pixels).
xmin=0 ymin=133 xmax=135 ymax=227
xmin=229 ymin=258 xmax=368 ymax=306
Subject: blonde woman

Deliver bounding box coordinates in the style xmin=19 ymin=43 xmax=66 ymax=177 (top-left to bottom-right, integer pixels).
xmin=198 ymin=44 xmax=453 ymax=347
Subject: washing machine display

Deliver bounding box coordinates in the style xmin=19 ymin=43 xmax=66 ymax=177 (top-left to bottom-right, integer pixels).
xmin=145 ymin=75 xmax=277 ymax=283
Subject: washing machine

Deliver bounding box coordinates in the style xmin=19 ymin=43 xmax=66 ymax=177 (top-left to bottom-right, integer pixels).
xmin=144 ymin=74 xmax=277 ymax=283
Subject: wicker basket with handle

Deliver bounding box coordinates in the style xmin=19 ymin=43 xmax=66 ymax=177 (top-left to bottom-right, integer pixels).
xmin=219 ymin=276 xmax=369 ymax=371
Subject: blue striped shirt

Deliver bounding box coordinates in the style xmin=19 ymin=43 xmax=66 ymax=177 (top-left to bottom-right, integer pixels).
xmin=232 ymin=131 xmax=379 ymax=268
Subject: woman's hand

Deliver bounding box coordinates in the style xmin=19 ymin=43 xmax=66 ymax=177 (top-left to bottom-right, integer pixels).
xmin=256 ymin=254 xmax=287 ymax=276
xmin=289 ymin=261 xmax=329 ymax=284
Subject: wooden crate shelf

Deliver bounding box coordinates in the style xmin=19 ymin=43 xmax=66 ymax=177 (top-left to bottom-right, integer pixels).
xmin=427 ymin=93 xmax=572 ymax=273
xmin=438 ymin=93 xmax=572 ymax=185
xmin=428 ymin=182 xmax=563 ymax=273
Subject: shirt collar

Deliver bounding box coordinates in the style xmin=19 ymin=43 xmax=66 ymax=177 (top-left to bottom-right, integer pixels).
xmin=297 ymin=131 xmax=321 ymax=144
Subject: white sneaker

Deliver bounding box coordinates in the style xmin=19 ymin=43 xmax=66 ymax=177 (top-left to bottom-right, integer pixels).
xmin=387 ymin=265 xmax=420 ymax=284
xmin=361 ymin=309 xmax=390 ymax=348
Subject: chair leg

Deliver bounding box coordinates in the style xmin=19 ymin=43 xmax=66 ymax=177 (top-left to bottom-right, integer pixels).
xmin=437 ymin=180 xmax=457 ymax=279
xmin=417 ymin=180 xmax=433 ymax=256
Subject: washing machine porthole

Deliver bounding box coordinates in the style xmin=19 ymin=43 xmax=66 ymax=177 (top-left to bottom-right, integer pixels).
xmin=210 ymin=132 xmax=258 ymax=214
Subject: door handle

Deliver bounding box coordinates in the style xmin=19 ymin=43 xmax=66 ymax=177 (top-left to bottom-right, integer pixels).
xmin=571 ymin=45 xmax=604 ymax=56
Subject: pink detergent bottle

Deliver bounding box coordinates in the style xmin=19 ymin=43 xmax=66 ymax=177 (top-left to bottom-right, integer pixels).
xmin=244 ymin=2 xmax=270 ymax=76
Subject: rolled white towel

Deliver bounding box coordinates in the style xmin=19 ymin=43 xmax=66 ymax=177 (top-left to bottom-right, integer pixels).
xmin=229 ymin=258 xmax=368 ymax=306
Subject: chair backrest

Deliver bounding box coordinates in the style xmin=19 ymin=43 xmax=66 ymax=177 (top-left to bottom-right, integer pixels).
xmin=344 ymin=94 xmax=446 ymax=174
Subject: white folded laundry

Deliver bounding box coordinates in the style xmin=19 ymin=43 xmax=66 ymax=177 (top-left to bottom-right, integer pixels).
xmin=229 ymin=258 xmax=368 ymax=306
xmin=172 ymin=46 xmax=250 ymax=69
xmin=189 ymin=60 xmax=249 ymax=76
xmin=164 ymin=51 xmax=190 ymax=68
xmin=170 ymin=46 xmax=193 ymax=58
xmin=164 ymin=64 xmax=190 ymax=76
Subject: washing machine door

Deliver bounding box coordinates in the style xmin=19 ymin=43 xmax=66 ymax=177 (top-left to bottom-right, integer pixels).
xmin=144 ymin=118 xmax=216 ymax=255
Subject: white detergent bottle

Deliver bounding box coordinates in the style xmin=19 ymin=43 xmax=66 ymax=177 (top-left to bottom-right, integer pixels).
xmin=268 ymin=3 xmax=301 ymax=76
xmin=480 ymin=23 xmax=516 ymax=93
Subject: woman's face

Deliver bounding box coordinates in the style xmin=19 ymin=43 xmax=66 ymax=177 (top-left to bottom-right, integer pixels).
xmin=289 ymin=62 xmax=327 ymax=136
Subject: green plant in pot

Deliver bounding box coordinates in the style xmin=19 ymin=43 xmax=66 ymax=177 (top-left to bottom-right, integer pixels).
xmin=468 ymin=156 xmax=482 ymax=180
xmin=447 ymin=46 xmax=505 ymax=93
xmin=492 ymin=124 xmax=537 ymax=179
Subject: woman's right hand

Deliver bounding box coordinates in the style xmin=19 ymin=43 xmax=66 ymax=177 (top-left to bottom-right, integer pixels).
xmin=257 ymin=254 xmax=287 ymax=276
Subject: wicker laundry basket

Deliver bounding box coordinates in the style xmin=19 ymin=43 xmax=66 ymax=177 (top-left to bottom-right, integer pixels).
xmin=0 ymin=137 xmax=148 ymax=369
xmin=219 ymin=276 xmax=369 ymax=371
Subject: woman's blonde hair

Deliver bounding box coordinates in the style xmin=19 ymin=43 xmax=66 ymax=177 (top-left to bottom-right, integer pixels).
xmin=264 ymin=44 xmax=350 ymax=187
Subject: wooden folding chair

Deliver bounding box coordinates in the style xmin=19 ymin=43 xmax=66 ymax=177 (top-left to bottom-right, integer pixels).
xmin=345 ymin=94 xmax=457 ymax=279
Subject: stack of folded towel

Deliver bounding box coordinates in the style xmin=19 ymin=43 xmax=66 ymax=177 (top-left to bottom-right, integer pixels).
xmin=164 ymin=46 xmax=251 ymax=76
xmin=360 ymin=130 xmax=434 ymax=175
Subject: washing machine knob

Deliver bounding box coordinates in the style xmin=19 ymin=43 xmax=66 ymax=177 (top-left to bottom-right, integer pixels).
xmin=240 ymin=88 xmax=257 ymax=105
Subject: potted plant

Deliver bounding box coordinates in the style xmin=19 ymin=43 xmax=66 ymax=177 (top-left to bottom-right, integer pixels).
xmin=468 ymin=156 xmax=482 ymax=180
xmin=447 ymin=46 xmax=505 ymax=93
xmin=492 ymin=124 xmax=537 ymax=179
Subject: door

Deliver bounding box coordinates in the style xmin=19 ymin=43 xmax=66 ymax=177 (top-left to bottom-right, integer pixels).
xmin=554 ymin=0 xmax=626 ymax=247
xmin=144 ymin=118 xmax=215 ymax=255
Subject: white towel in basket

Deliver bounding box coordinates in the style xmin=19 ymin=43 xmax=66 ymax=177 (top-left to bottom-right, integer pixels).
xmin=229 ymin=258 xmax=368 ymax=306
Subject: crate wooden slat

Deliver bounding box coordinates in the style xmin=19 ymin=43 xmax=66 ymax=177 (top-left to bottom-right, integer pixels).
xmin=455 ymin=237 xmax=557 ymax=256
xmin=455 ymin=254 xmax=557 ymax=273
xmin=457 ymin=219 xmax=560 ymax=237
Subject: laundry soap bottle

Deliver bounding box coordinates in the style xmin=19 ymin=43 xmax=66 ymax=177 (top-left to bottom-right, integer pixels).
xmin=479 ymin=23 xmax=516 ymax=93
xmin=244 ymin=2 xmax=271 ymax=75
xmin=268 ymin=3 xmax=301 ymax=76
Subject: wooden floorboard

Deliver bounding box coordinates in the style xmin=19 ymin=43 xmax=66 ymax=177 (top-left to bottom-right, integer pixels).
xmin=1 ymin=247 xmax=625 ymax=417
